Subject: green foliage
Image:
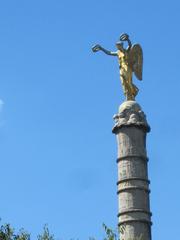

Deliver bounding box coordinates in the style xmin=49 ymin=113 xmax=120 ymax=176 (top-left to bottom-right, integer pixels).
xmin=0 ymin=221 xmax=118 ymax=240
xmin=0 ymin=222 xmax=53 ymax=240
xmin=0 ymin=224 xmax=14 ymax=240
xmin=0 ymin=223 xmax=30 ymax=240
xmin=102 ymin=223 xmax=117 ymax=240
xmin=37 ymin=225 xmax=54 ymax=240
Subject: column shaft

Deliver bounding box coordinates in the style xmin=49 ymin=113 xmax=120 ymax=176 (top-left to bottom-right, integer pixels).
xmin=113 ymin=101 xmax=152 ymax=240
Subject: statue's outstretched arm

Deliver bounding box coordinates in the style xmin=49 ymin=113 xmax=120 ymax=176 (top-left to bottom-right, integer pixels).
xmin=92 ymin=44 xmax=117 ymax=56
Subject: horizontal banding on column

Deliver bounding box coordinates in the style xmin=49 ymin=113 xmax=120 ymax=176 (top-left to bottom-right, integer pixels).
xmin=118 ymin=219 xmax=152 ymax=226
xmin=117 ymin=178 xmax=150 ymax=185
xmin=117 ymin=209 xmax=152 ymax=217
xmin=117 ymin=186 xmax=150 ymax=194
xmin=117 ymin=155 xmax=149 ymax=163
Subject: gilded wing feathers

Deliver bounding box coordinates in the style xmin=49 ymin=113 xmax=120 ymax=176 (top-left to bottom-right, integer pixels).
xmin=129 ymin=44 xmax=143 ymax=80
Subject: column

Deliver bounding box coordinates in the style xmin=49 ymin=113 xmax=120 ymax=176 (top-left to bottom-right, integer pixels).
xmin=113 ymin=101 xmax=152 ymax=240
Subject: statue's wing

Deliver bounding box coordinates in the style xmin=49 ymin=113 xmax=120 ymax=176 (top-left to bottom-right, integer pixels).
xmin=129 ymin=44 xmax=143 ymax=80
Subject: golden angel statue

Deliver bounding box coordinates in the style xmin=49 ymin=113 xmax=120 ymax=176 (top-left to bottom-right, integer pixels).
xmin=92 ymin=33 xmax=143 ymax=101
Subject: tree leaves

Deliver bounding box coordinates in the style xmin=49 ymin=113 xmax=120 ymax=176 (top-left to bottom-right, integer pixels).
xmin=102 ymin=223 xmax=117 ymax=240
xmin=0 ymin=221 xmax=120 ymax=240
xmin=0 ymin=222 xmax=52 ymax=240
xmin=37 ymin=225 xmax=54 ymax=240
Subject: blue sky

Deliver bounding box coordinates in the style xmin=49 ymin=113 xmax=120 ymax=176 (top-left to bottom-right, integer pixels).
xmin=0 ymin=0 xmax=179 ymax=239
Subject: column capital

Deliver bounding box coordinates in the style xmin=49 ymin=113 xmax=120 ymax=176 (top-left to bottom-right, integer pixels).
xmin=112 ymin=101 xmax=150 ymax=133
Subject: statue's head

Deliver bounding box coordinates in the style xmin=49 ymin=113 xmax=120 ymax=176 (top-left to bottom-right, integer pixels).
xmin=120 ymin=33 xmax=129 ymax=42
xmin=116 ymin=42 xmax=124 ymax=50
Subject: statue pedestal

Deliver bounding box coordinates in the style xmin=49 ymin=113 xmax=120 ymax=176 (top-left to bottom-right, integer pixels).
xmin=113 ymin=101 xmax=152 ymax=240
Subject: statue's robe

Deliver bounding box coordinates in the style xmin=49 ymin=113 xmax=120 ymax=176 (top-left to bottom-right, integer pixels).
xmin=117 ymin=50 xmax=138 ymax=100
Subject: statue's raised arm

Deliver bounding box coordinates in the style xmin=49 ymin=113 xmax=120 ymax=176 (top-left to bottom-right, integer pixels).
xmin=92 ymin=44 xmax=117 ymax=56
xmin=92 ymin=33 xmax=143 ymax=101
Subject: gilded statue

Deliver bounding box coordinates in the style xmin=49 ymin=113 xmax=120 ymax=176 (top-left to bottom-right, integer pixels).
xmin=92 ymin=33 xmax=143 ymax=101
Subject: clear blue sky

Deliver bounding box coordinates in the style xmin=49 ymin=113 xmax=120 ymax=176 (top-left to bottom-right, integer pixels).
xmin=0 ymin=1 xmax=179 ymax=239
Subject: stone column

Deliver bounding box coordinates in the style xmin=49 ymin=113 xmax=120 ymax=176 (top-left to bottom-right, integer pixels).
xmin=112 ymin=101 xmax=152 ymax=240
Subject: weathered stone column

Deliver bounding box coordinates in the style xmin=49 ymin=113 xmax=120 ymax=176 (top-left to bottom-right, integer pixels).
xmin=113 ymin=101 xmax=152 ymax=240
